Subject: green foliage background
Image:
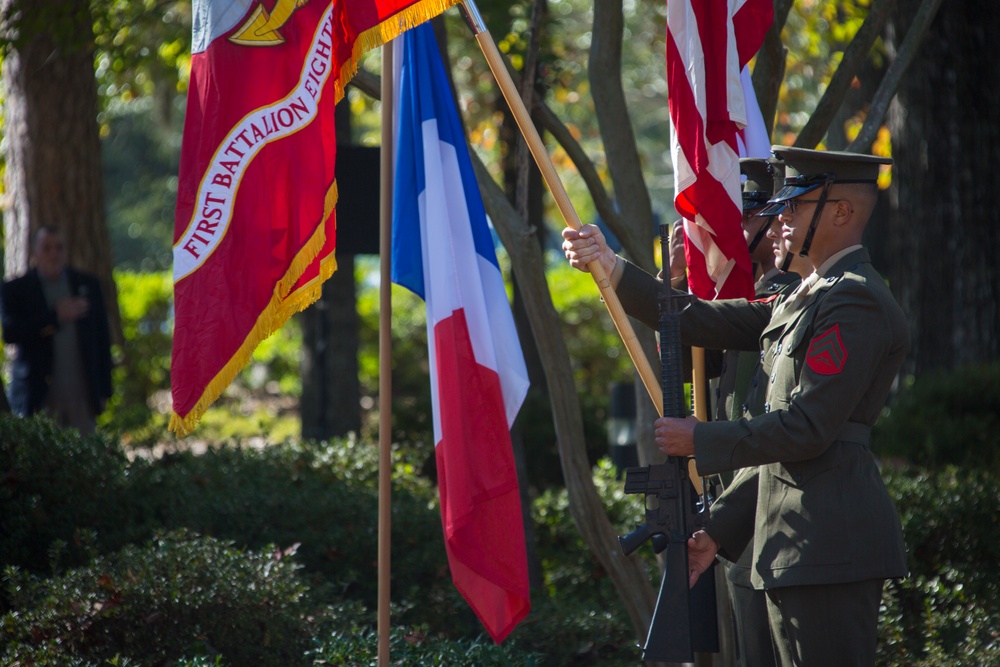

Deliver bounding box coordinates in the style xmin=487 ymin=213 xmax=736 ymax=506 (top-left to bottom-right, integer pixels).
xmin=2 ymin=409 xmax=999 ymax=665
xmin=106 ymin=252 xmax=636 ymax=490
xmin=2 ymin=0 xmax=995 ymax=664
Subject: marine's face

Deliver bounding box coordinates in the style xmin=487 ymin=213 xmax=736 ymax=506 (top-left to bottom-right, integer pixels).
xmin=766 ymin=216 xmax=785 ymax=269
xmin=743 ymin=210 xmax=775 ymax=265
xmin=33 ymin=230 xmax=68 ymax=280
xmin=776 ymin=196 xmax=823 ymax=257
xmin=742 ymin=208 xmax=766 ymax=240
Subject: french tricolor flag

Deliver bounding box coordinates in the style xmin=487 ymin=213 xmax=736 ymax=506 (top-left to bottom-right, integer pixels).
xmin=391 ymin=23 xmax=531 ymax=643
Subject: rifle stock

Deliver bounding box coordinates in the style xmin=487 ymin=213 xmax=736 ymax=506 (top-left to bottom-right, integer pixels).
xmin=616 ymin=222 xmax=719 ymax=663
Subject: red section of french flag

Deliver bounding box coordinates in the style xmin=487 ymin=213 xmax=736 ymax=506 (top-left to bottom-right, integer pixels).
xmin=433 ymin=309 xmax=528 ymax=642
xmin=667 ymin=0 xmax=772 ymax=301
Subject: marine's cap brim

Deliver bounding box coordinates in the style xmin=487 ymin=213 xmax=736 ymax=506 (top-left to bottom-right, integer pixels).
xmin=742 ymin=190 xmax=771 ymax=211
xmin=755 ymin=181 xmax=823 ymax=216
xmin=756 ymin=202 xmax=785 ymax=217
xmin=770 ymin=182 xmax=823 ymax=202
xmin=769 ymin=145 xmax=891 ymax=184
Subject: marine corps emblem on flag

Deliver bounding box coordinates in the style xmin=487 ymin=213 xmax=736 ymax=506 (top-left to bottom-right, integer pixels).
xmin=806 ymin=324 xmax=848 ymax=375
xmin=230 ymin=0 xmax=307 ymax=45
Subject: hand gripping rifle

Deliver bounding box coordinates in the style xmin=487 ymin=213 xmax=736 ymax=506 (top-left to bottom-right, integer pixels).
xmin=617 ymin=222 xmax=719 ymax=664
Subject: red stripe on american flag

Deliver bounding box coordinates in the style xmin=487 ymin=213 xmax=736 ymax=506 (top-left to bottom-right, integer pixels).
xmin=734 ymin=0 xmax=774 ymax=67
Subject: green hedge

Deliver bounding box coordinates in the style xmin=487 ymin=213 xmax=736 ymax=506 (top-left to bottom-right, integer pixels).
xmin=877 ymin=467 xmax=1000 ymax=666
xmin=0 ymin=416 xmax=474 ymax=634
xmin=873 ymin=363 xmax=1000 ymax=472
xmin=3 ymin=412 xmax=1000 ymax=665
xmin=306 ymin=604 xmax=543 ymax=666
xmin=1 ymin=530 xmax=310 ymax=666
xmin=122 ymin=436 xmax=476 ymax=633
xmin=0 ymin=416 xmax=136 ymax=576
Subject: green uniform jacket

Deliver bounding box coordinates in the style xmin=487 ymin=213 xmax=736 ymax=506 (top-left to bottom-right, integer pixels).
xmin=719 ymin=271 xmax=801 ymax=591
xmin=616 ymin=248 xmax=909 ymax=589
xmin=716 ymin=271 xmax=802 ymax=423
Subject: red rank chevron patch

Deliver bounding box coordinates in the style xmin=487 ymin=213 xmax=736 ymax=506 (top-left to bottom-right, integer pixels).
xmin=806 ymin=324 xmax=848 ymax=375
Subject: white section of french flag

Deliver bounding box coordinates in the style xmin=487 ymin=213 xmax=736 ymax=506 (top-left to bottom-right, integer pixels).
xmin=415 ymin=126 xmax=529 ymax=445
xmin=391 ymin=23 xmax=530 ymax=643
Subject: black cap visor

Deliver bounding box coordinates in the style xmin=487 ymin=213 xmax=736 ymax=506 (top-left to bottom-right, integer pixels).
xmin=756 ymin=201 xmax=784 ymax=217
xmin=755 ymin=181 xmax=823 ymax=217
xmin=742 ymin=190 xmax=771 ymax=211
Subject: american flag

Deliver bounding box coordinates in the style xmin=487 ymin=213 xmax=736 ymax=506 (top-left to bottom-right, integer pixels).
xmin=667 ymin=0 xmax=773 ymax=300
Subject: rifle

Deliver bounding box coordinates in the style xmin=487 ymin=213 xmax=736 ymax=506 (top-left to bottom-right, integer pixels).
xmin=618 ymin=222 xmax=719 ymax=664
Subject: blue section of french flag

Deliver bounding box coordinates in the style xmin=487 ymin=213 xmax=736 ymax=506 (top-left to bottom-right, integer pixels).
xmin=391 ymin=23 xmax=530 ymax=643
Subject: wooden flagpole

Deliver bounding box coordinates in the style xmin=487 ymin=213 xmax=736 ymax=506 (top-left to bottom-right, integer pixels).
xmin=377 ymin=43 xmax=394 ymax=667
xmin=689 ymin=347 xmax=709 ymax=489
xmin=458 ymin=0 xmax=663 ymax=416
xmin=460 ymin=0 xmax=707 ymax=492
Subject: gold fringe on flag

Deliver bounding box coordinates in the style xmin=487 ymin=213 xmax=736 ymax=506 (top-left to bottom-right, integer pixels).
xmin=169 ymin=181 xmax=339 ymax=437
xmin=333 ymin=0 xmax=463 ymax=104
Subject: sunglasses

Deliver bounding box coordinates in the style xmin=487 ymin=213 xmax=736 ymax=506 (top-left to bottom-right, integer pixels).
xmin=785 ymin=198 xmax=843 ymax=214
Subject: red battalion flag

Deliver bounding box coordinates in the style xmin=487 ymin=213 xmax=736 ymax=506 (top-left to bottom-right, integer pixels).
xmin=666 ymin=0 xmax=772 ymax=300
xmin=171 ymin=0 xmax=460 ymax=435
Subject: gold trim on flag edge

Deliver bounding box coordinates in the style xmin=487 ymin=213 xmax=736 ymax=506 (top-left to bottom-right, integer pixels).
xmin=333 ymin=0 xmax=463 ymax=105
xmin=169 ymin=182 xmax=338 ymax=437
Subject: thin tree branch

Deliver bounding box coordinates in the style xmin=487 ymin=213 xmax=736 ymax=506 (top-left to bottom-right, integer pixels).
xmin=514 ymin=0 xmax=544 ymax=218
xmin=752 ymin=0 xmax=794 ymax=138
xmin=350 ymin=66 xmax=628 ymax=259
xmin=589 ymin=0 xmax=656 ymax=273
xmin=849 ymin=0 xmax=944 ymax=152
xmin=795 ymin=0 xmax=896 ymax=149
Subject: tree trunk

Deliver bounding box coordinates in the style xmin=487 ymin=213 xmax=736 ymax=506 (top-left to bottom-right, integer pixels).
xmin=590 ymin=0 xmax=657 ymax=273
xmin=1 ymin=0 xmax=121 ymax=343
xmin=299 ymin=103 xmax=362 ymax=440
xmin=590 ymin=0 xmax=663 ymax=470
xmin=752 ymin=0 xmax=794 ymax=137
xmin=886 ymin=1 xmax=1000 ymax=375
xmin=300 ymin=254 xmax=361 ymax=439
xmin=509 ymin=164 xmax=547 ymax=590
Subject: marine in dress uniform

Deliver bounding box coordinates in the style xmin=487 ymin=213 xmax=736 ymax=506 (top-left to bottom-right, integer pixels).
xmin=663 ymin=148 xmax=908 ymax=667
xmin=561 ymin=147 xmax=908 ymax=667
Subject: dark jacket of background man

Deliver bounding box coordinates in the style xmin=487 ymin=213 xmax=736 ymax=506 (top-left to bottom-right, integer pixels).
xmin=1 ymin=266 xmax=113 ymax=419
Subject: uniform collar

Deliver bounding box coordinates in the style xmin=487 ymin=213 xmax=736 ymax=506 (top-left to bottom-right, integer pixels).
xmin=816 ymin=245 xmax=866 ymax=278
xmin=754 ymin=267 xmax=779 ymax=292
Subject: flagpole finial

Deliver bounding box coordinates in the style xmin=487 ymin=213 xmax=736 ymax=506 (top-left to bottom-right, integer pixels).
xmin=459 ymin=0 xmax=486 ymax=35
